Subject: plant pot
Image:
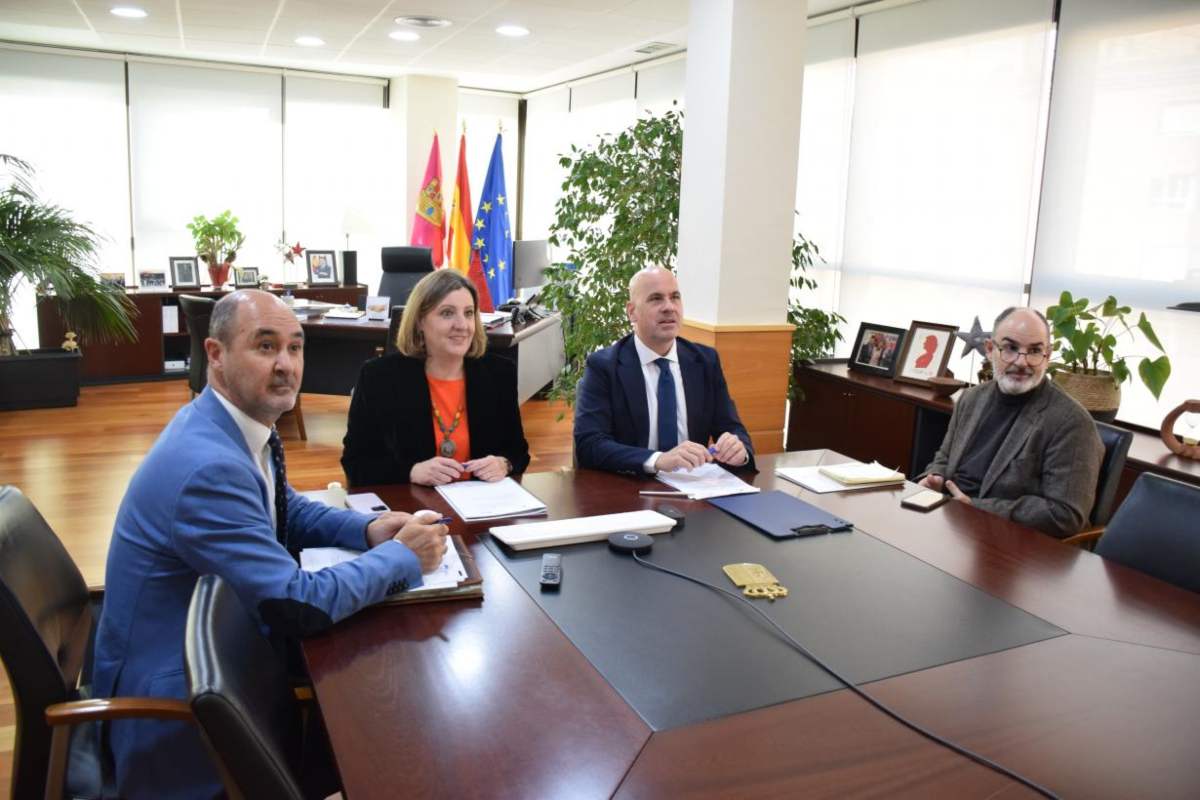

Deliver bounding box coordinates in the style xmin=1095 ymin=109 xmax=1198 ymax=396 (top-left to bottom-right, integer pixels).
xmin=0 ymin=348 xmax=82 ymax=410
xmin=1053 ymin=368 xmax=1120 ymax=422
xmin=208 ymin=262 xmax=231 ymax=288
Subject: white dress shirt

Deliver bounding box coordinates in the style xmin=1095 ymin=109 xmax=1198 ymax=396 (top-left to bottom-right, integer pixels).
xmin=212 ymin=389 xmax=277 ymax=531
xmin=633 ymin=335 xmax=688 ymax=473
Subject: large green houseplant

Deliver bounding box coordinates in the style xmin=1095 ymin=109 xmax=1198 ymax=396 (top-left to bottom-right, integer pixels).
xmin=1045 ymin=291 xmax=1171 ymax=420
xmin=541 ymin=109 xmax=842 ymax=407
xmin=0 ymin=154 xmax=136 ymax=408
xmin=186 ymin=210 xmax=245 ymax=287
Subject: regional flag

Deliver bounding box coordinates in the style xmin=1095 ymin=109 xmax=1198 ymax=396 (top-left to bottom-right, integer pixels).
xmin=447 ymin=133 xmax=494 ymax=311
xmin=410 ymin=134 xmax=445 ymax=266
xmin=476 ymin=134 xmax=514 ymax=306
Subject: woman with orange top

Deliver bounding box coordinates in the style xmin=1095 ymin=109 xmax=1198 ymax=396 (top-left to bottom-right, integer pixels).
xmin=341 ymin=269 xmax=530 ymax=487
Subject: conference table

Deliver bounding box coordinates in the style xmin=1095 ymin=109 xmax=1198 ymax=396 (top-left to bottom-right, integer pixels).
xmin=301 ymin=451 xmax=1200 ymax=799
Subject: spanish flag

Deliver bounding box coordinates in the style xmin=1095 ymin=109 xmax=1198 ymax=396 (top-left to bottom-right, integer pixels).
xmin=447 ymin=133 xmax=494 ymax=311
xmin=410 ymin=134 xmax=445 ymax=266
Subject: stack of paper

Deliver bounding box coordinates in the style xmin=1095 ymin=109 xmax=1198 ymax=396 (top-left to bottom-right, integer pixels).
xmin=323 ymin=305 xmax=365 ymax=320
xmin=436 ymin=478 xmax=547 ymax=522
xmin=655 ymin=463 xmax=760 ymax=500
xmin=302 ymin=542 xmax=466 ymax=591
xmin=490 ymin=510 xmax=677 ymax=551
xmin=816 ymin=461 xmax=906 ymax=486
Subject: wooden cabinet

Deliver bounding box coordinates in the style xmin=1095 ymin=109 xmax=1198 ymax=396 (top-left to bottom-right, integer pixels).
xmin=37 ymin=285 xmax=366 ymax=384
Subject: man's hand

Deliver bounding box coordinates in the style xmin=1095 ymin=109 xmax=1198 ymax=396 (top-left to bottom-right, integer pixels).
xmin=918 ymin=473 xmax=946 ymax=491
xmin=410 ymin=457 xmax=464 ymax=486
xmin=944 ymin=480 xmax=973 ymax=505
xmin=365 ymin=511 xmax=413 ymax=548
xmin=655 ymin=441 xmax=712 ymax=472
xmin=462 ymin=455 xmax=509 ymax=482
xmin=392 ymin=511 xmax=449 ymax=573
xmin=712 ymin=432 xmax=748 ymax=467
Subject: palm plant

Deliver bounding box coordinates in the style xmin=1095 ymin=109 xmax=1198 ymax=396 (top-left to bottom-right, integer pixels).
xmin=0 ymin=154 xmax=136 ymax=356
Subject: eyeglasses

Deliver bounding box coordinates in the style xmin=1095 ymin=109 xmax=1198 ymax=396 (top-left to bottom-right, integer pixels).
xmin=992 ymin=340 xmax=1047 ymax=366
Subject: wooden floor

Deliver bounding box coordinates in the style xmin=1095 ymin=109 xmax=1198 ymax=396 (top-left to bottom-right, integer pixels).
xmin=0 ymin=379 xmax=575 ymax=797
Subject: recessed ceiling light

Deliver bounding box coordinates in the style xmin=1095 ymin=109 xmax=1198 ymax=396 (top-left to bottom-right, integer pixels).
xmin=110 ymin=6 xmax=148 ymax=18
xmin=395 ymin=15 xmax=452 ymax=28
xmin=388 ymin=30 xmax=421 ymax=42
xmin=295 ymin=36 xmax=325 ymax=47
xmin=495 ymin=24 xmax=530 ymax=38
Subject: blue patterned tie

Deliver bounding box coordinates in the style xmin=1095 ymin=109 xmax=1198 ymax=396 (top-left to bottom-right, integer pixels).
xmin=267 ymin=429 xmax=290 ymax=555
xmin=655 ymin=357 xmax=678 ymax=451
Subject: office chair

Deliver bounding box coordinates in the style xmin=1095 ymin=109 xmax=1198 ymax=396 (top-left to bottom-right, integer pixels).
xmin=378 ymin=246 xmax=434 ymax=307
xmin=1094 ymin=473 xmax=1200 ymax=594
xmin=0 ymin=485 xmax=196 ymax=799
xmin=179 ymin=294 xmax=307 ymax=440
xmin=1061 ymin=421 xmax=1133 ymax=550
xmin=384 ymin=305 xmax=405 ymax=356
xmin=185 ymin=574 xmax=339 ymax=800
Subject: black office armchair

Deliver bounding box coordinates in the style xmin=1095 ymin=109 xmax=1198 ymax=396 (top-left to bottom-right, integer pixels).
xmin=379 ymin=246 xmax=434 ymax=307
xmin=384 ymin=304 xmax=405 ymax=356
xmin=185 ymin=574 xmax=338 ymax=800
xmin=1094 ymin=473 xmax=1200 ymax=593
xmin=1062 ymin=421 xmax=1134 ymax=550
xmin=178 ymin=294 xmax=216 ymax=397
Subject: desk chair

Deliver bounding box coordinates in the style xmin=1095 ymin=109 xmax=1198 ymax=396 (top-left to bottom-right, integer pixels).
xmin=0 ymin=485 xmax=195 ymax=800
xmin=384 ymin=305 xmax=405 ymax=356
xmin=1062 ymin=421 xmax=1133 ymax=550
xmin=179 ymin=294 xmax=307 ymax=440
xmin=185 ymin=574 xmax=339 ymax=800
xmin=1094 ymin=473 xmax=1200 ymax=593
xmin=379 ymin=246 xmax=433 ymax=307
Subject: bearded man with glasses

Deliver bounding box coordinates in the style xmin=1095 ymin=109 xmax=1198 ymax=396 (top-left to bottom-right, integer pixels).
xmin=917 ymin=307 xmax=1103 ymax=538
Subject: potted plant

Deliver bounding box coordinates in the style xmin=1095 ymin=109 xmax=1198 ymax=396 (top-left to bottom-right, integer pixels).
xmin=0 ymin=154 xmax=136 ymax=409
xmin=788 ymin=228 xmax=845 ymax=398
xmin=1045 ymin=291 xmax=1171 ymax=421
xmin=187 ymin=210 xmax=245 ymax=288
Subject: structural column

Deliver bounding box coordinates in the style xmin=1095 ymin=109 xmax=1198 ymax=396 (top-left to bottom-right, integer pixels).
xmin=677 ymin=0 xmax=807 ymax=454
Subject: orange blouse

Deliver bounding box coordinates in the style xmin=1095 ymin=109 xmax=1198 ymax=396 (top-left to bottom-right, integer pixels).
xmin=427 ymin=376 xmax=470 ymax=469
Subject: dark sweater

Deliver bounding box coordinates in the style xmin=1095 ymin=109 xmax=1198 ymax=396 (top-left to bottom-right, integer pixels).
xmin=950 ymin=382 xmax=1039 ymax=497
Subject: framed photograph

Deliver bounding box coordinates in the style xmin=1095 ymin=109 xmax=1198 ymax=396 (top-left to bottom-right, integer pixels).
xmin=99 ymin=272 xmax=127 ymax=290
xmin=233 ymin=267 xmax=260 ymax=288
xmin=138 ymin=270 xmax=169 ymax=291
xmin=170 ymin=257 xmax=200 ymax=289
xmin=848 ymin=322 xmax=907 ymax=378
xmin=365 ymin=295 xmax=390 ymax=321
xmin=306 ymin=250 xmax=338 ymax=286
xmin=894 ymin=321 xmax=959 ymax=387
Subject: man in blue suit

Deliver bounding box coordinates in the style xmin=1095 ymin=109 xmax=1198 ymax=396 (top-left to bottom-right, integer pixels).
xmin=574 ymin=267 xmax=755 ymax=474
xmin=93 ymin=290 xmax=448 ymax=799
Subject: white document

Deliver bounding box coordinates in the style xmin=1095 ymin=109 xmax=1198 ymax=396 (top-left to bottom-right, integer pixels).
xmin=300 ymin=544 xmax=467 ymax=592
xmin=490 ymin=510 xmax=677 ymax=551
xmin=323 ymin=305 xmax=365 ymax=320
xmin=162 ymin=305 xmax=179 ymax=334
xmin=435 ymin=478 xmax=547 ymax=522
xmin=654 ymin=462 xmax=760 ymax=500
xmin=480 ymin=311 xmax=511 ymax=326
xmin=774 ymin=465 xmax=892 ymax=494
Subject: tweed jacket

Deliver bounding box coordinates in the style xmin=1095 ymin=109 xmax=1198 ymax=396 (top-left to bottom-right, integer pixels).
xmin=921 ymin=379 xmax=1102 ymax=538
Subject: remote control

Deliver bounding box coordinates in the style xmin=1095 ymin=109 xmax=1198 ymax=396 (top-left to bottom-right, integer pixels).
xmin=539 ymin=553 xmax=562 ymax=589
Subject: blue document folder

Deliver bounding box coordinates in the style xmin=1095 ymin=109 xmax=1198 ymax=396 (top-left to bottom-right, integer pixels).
xmin=708 ymin=490 xmax=853 ymax=539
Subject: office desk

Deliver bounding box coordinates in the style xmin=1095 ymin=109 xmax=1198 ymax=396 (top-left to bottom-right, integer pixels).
xmin=299 ymin=313 xmax=565 ymax=398
xmin=302 ymin=452 xmax=1200 ymax=799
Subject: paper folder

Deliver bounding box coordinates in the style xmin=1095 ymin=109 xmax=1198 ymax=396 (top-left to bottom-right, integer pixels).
xmin=708 ymin=490 xmax=852 ymax=539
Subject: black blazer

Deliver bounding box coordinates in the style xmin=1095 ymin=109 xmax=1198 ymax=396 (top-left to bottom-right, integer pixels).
xmin=341 ymin=353 xmax=531 ymax=487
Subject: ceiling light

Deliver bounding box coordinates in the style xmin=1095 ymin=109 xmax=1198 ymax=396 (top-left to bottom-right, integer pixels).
xmin=388 ymin=30 xmax=421 ymax=42
xmin=110 ymin=6 xmax=148 ymax=18
xmin=395 ymin=15 xmax=452 ymax=28
xmin=294 ymin=36 xmax=325 ymax=47
xmin=495 ymin=24 xmax=530 ymax=38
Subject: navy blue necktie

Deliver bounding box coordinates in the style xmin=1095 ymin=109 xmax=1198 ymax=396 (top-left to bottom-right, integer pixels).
xmin=267 ymin=429 xmax=290 ymax=554
xmin=655 ymin=357 xmax=678 ymax=451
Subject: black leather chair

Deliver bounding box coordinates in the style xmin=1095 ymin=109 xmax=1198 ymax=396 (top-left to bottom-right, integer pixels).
xmin=384 ymin=304 xmax=405 ymax=356
xmin=179 ymin=293 xmax=306 ymax=439
xmin=1095 ymin=473 xmax=1200 ymax=593
xmin=185 ymin=574 xmax=338 ymax=800
xmin=379 ymin=246 xmax=434 ymax=306
xmin=178 ymin=294 xmax=216 ymax=397
xmin=1091 ymin=421 xmax=1133 ymax=527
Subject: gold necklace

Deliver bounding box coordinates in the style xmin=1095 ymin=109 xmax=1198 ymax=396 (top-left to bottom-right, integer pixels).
xmin=433 ymin=403 xmax=464 ymax=458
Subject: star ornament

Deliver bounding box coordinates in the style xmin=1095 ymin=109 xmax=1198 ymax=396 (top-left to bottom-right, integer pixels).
xmin=956 ymin=316 xmax=992 ymax=358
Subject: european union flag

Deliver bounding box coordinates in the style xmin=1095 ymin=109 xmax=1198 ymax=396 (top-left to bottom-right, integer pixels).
xmin=474 ymin=134 xmax=513 ymax=306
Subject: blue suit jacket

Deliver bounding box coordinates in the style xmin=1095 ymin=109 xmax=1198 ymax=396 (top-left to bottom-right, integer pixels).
xmin=574 ymin=334 xmax=756 ymax=473
xmin=93 ymin=387 xmax=423 ymax=799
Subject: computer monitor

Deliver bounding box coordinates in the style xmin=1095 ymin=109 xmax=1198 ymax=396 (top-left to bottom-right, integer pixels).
xmin=512 ymin=239 xmax=551 ymax=292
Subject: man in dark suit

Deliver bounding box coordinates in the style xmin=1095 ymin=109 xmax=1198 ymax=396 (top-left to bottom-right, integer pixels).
xmin=918 ymin=307 xmax=1102 ymax=538
xmin=574 ymin=266 xmax=754 ymax=474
